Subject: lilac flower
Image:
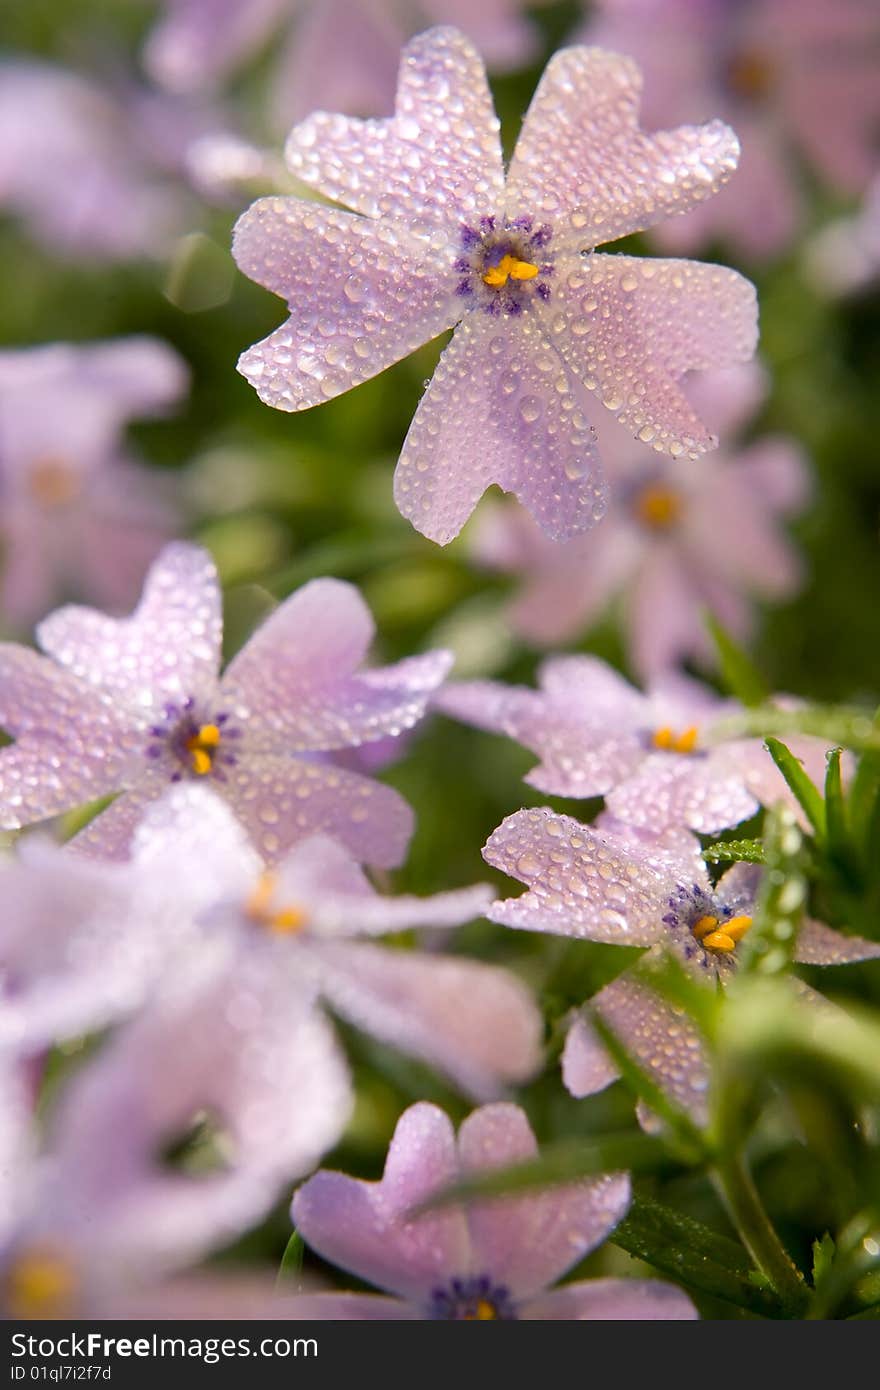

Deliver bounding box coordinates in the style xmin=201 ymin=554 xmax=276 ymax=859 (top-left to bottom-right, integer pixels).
xmin=438 ymin=656 xmax=835 ymax=836
xmin=145 ymin=2 xmax=543 ymax=132
xmin=232 ymin=26 xmax=758 ymax=545
xmin=2 ymin=783 xmax=541 ymax=1097
xmin=0 ymin=976 xmax=350 ymax=1318
xmin=471 ymin=364 xmax=809 ymax=675
xmin=0 ymin=62 xmax=202 ymax=262
xmin=285 ymin=1101 xmax=697 ymax=1319
xmin=483 ymin=807 xmax=880 ymax=1125
xmin=807 ymin=174 xmax=880 ymax=296
xmin=581 ymin=0 xmax=880 ymax=259
xmin=0 ymin=339 xmax=186 ymax=629
xmin=0 ymin=542 xmax=451 ymax=866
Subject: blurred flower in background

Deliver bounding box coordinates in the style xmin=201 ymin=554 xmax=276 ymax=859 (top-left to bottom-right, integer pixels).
xmin=0 ymin=337 xmax=186 ymax=628
xmin=581 ymin=0 xmax=880 ymax=258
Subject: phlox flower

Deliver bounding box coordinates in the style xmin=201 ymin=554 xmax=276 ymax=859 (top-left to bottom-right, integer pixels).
xmin=145 ymin=1 xmax=544 ymax=132
xmin=233 ymin=26 xmax=757 ymax=545
xmin=285 ymin=1101 xmax=697 ymax=1319
xmin=0 ymin=542 xmax=450 ymax=866
xmin=0 ymin=338 xmax=186 ymax=629
xmin=807 ymin=174 xmax=880 ymax=296
xmin=437 ymin=656 xmax=830 ymax=836
xmin=0 ymin=62 xmax=202 ymax=262
xmin=483 ymin=807 xmax=880 ymax=1126
xmin=0 ymin=783 xmax=541 ymax=1100
xmin=472 ymin=364 xmax=809 ymax=676
xmin=0 ymin=985 xmax=350 ymax=1319
xmin=581 ymin=0 xmax=880 ymax=259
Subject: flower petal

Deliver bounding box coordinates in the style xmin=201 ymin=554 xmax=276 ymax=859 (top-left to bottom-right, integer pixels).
xmin=309 ymin=941 xmax=541 ymax=1097
xmin=548 ymin=253 xmax=758 ymax=459
xmin=284 ymin=26 xmax=504 ymax=229
xmin=69 ymin=782 xmax=166 ymax=862
xmin=222 ymin=578 xmax=451 ymax=751
xmin=524 ymin=1277 xmax=697 ymax=1320
xmin=291 ymin=1102 xmax=471 ymax=1302
xmin=282 ymin=1292 xmax=417 ymax=1320
xmin=0 ymin=648 xmax=132 ymax=829
xmin=459 ymin=1104 xmax=631 ymax=1299
xmin=483 ymin=807 xmax=669 ymax=947
xmin=224 ymin=753 xmax=414 ymax=867
xmin=605 ymin=751 xmax=759 ymax=835
xmin=395 ymin=312 xmax=607 ymax=545
xmin=562 ymin=969 xmax=711 ymax=1127
xmin=36 ymin=542 xmax=223 ymax=712
xmin=505 ymin=47 xmax=740 ymax=245
xmin=794 ymin=919 xmax=880 ymax=966
xmin=233 ymin=198 xmax=461 ymax=411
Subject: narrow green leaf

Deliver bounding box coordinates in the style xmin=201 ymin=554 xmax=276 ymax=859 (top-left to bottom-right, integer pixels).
xmin=824 ymin=748 xmax=851 ymax=867
xmin=737 ymin=805 xmax=808 ymax=976
xmin=764 ymin=737 xmax=825 ymax=839
xmin=276 ymin=1230 xmax=305 ymax=1289
xmin=612 ymin=1194 xmax=784 ymax=1317
xmin=703 ymin=838 xmax=767 ymax=865
xmin=705 ymin=614 xmax=768 ymax=707
xmin=812 ymin=1232 xmax=836 ymax=1287
xmin=414 ymin=1133 xmax=673 ymax=1213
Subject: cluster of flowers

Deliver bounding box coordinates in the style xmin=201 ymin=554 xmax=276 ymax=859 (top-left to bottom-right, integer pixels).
xmin=2 ymin=18 xmax=879 ymax=1321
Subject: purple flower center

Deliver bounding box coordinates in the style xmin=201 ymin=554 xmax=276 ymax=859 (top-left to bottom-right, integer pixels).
xmin=428 ymin=1274 xmax=517 ymax=1320
xmin=456 ymin=216 xmax=554 ymax=315
xmin=662 ymin=882 xmax=755 ymax=976
xmin=145 ymin=697 xmax=242 ymax=783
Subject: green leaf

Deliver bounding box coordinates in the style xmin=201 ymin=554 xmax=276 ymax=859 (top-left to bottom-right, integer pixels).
xmin=764 ymin=738 xmax=825 ymax=839
xmin=705 ymin=614 xmax=768 ymax=707
xmin=612 ymin=1194 xmax=784 ymax=1317
xmin=737 ymin=804 xmax=808 ymax=976
xmin=812 ymin=1232 xmax=836 ymax=1287
xmin=824 ymin=748 xmax=852 ymax=868
xmin=414 ymin=1133 xmax=673 ymax=1213
xmin=275 ymin=1230 xmax=305 ymax=1289
xmin=703 ymin=838 xmax=767 ymax=865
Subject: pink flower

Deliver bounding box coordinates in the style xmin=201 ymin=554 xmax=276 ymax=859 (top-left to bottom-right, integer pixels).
xmin=233 ymin=27 xmax=757 ymax=545
xmin=0 ymin=338 xmax=186 ymax=629
xmin=581 ymin=0 xmax=880 ymax=259
xmin=0 ymin=542 xmax=451 ymax=866
xmin=285 ymin=1101 xmax=697 ymax=1318
xmin=484 ymin=807 xmax=880 ymax=1125
xmin=145 ymin=1 xmax=544 ymax=132
xmin=438 ymin=657 xmax=831 ymax=836
xmin=472 ymin=364 xmax=809 ymax=675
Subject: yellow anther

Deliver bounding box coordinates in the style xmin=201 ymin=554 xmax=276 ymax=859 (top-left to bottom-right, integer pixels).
xmin=245 ymin=873 xmax=307 ymax=935
xmin=482 ymin=254 xmax=539 ymax=287
xmin=651 ymin=725 xmax=699 ymax=754
xmin=186 ymin=723 xmax=221 ymax=776
xmin=28 ymin=456 xmax=81 ymax=508
xmin=464 ymin=1300 xmax=498 ymax=1320
xmin=692 ymin=914 xmax=719 ymax=940
xmin=724 ymin=914 xmax=753 ymax=942
xmin=725 ymin=49 xmax=775 ymax=100
xmin=701 ymin=930 xmax=736 ymax=953
xmin=635 ymin=482 xmax=682 ymax=531
xmin=6 ymin=1249 xmax=76 ymax=1319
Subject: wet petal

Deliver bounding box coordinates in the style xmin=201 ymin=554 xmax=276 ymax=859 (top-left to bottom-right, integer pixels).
xmin=606 ymin=751 xmax=759 ymax=835
xmin=524 ymin=1277 xmax=697 ymax=1319
xmin=795 ymin=919 xmax=880 ymax=966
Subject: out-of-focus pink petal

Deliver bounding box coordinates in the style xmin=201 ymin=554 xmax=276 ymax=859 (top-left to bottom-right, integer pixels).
xmin=795 ymin=919 xmax=880 ymax=966
xmin=291 ymin=1103 xmax=471 ymax=1302
xmin=273 ymin=0 xmax=403 ymax=130
xmin=283 ymin=1292 xmax=417 ymax=1319
xmin=309 ymin=941 xmax=541 ymax=1097
xmin=284 ymin=27 xmax=505 ymax=229
xmin=524 ymin=1277 xmax=697 ymax=1319
xmin=549 ymin=254 xmax=758 ymax=458
xmin=233 ymin=198 xmax=461 ymax=412
xmin=459 ymin=1104 xmax=631 ymax=1298
xmin=505 ymin=47 xmax=740 ymax=245
xmin=394 ymin=312 xmax=606 ymax=545
xmin=36 ymin=542 xmax=222 ymax=712
xmin=224 ymin=752 xmax=414 ymax=867
xmin=483 ymin=807 xmax=670 ymax=947
xmin=144 ymin=0 xmax=287 ymax=93
xmin=627 ymin=546 xmax=710 ymax=680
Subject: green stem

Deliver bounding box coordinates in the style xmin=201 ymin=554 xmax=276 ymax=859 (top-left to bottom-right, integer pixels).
xmin=713 ymin=1153 xmax=809 ymax=1317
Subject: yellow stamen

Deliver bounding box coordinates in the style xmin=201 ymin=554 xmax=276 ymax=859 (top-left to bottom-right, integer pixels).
xmin=725 ymin=49 xmax=775 ymax=100
xmin=245 ymin=872 xmax=307 ymax=935
xmin=186 ymin=723 xmax=221 ymax=776
xmin=724 ymin=914 xmax=753 ymax=942
xmin=28 ymin=456 xmax=81 ymax=508
xmin=482 ymin=254 xmax=539 ymax=287
xmin=701 ymin=930 xmax=736 ymax=953
xmin=635 ymin=482 xmax=682 ymax=531
xmin=692 ymin=914 xmax=719 ymax=940
xmin=6 ymin=1249 xmax=76 ymax=1319
xmin=464 ymin=1300 xmax=498 ymax=1320
xmin=651 ymin=725 xmax=699 ymax=754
